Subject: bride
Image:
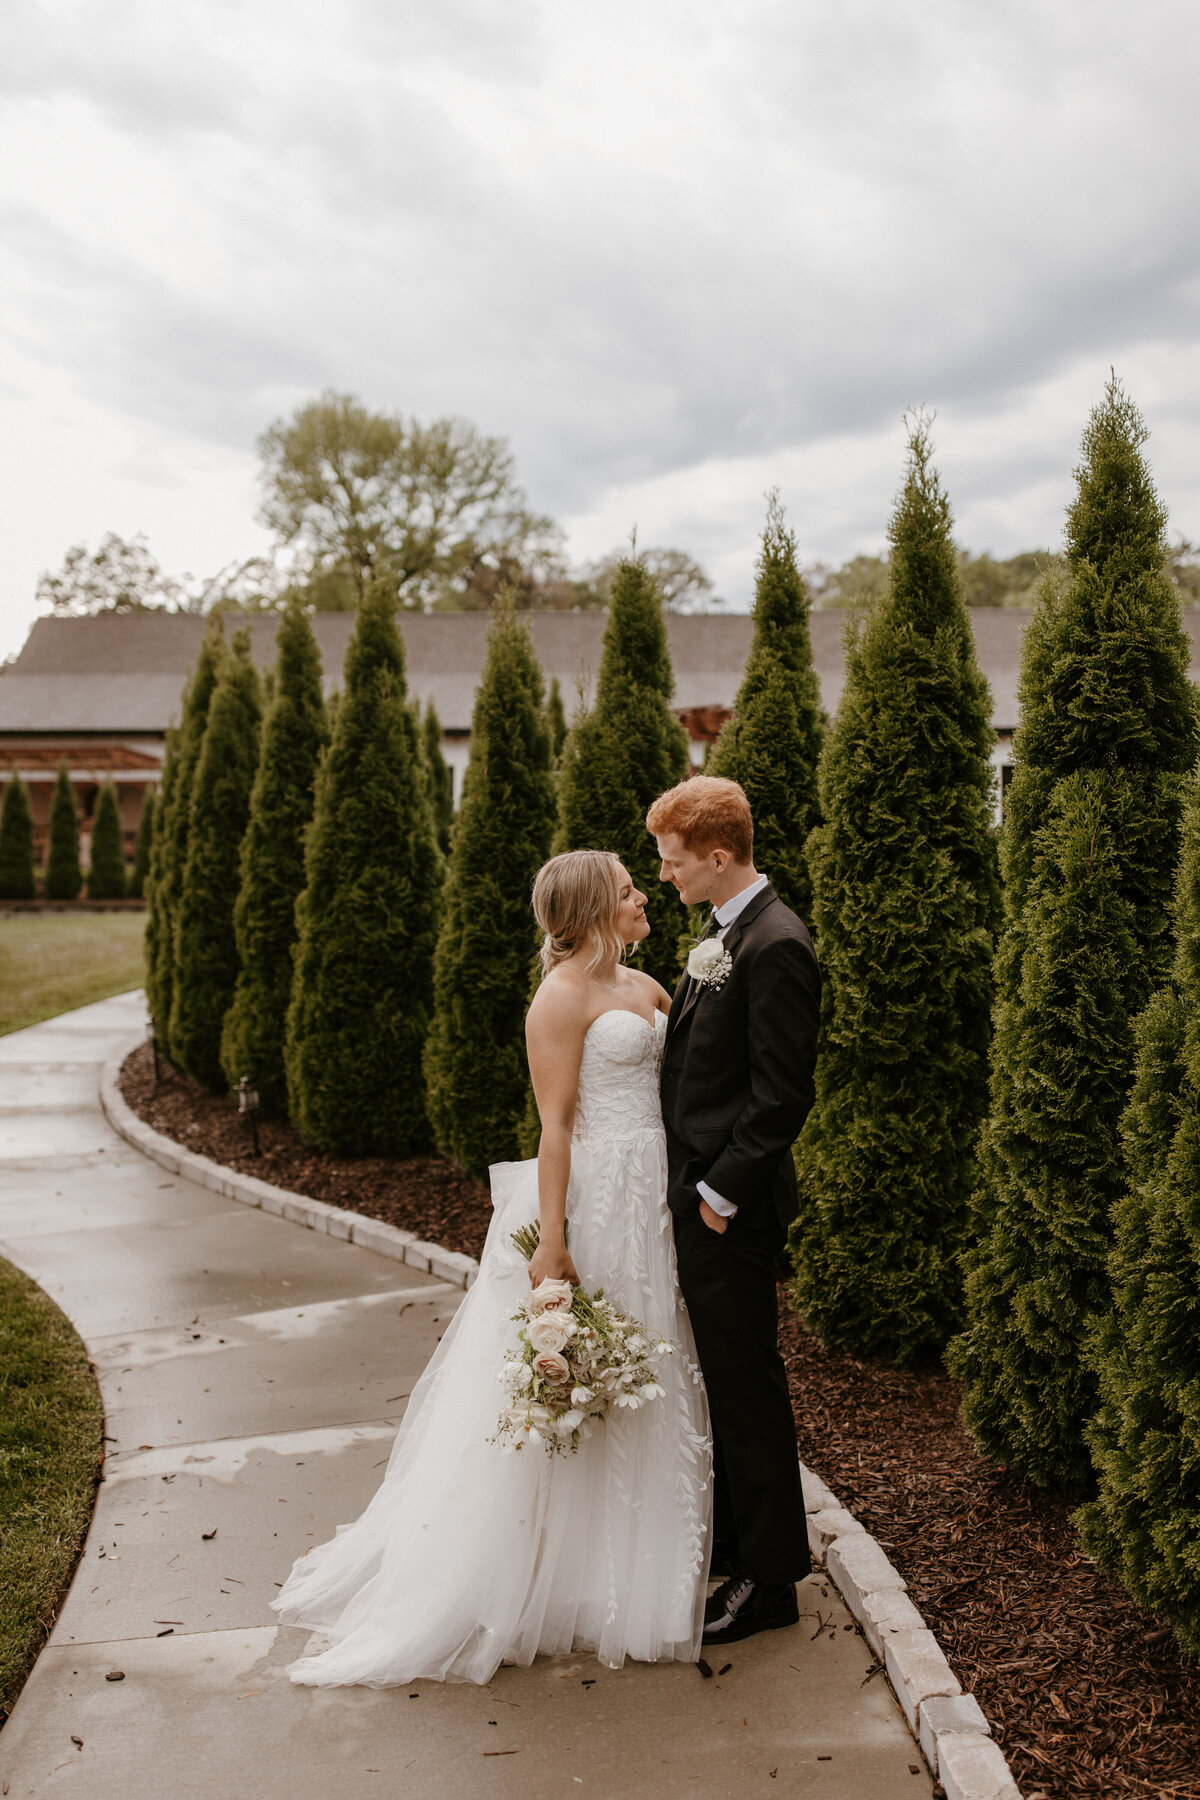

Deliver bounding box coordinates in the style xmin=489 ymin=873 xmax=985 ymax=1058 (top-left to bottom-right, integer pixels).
xmin=272 ymin=849 xmax=713 ymax=1686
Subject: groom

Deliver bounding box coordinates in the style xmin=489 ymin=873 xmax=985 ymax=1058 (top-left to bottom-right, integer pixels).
xmin=647 ymin=776 xmax=821 ymax=1646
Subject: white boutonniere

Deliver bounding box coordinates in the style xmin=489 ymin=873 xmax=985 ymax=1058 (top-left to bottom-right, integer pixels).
xmin=687 ymin=936 xmax=733 ymax=991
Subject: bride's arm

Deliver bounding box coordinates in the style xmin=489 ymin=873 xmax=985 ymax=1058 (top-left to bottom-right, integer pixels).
xmin=525 ymin=983 xmax=585 ymax=1286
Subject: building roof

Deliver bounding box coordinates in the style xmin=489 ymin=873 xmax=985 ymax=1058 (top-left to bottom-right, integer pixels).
xmin=3 ymin=606 xmax=1197 ymax=738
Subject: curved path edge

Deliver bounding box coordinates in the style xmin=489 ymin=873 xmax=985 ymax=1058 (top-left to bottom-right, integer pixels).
xmin=101 ymin=1040 xmax=1022 ymax=1800
xmin=100 ymin=1042 xmax=480 ymax=1291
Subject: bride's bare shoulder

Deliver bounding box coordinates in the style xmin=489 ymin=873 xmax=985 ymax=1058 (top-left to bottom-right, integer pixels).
xmin=526 ymin=967 xmax=594 ymax=1040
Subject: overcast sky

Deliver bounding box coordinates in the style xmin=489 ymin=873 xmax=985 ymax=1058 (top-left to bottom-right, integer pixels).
xmin=2 ymin=0 xmax=1199 ymax=657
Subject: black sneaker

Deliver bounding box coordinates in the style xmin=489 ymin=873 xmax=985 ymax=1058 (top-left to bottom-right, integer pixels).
xmin=702 ymin=1576 xmax=799 ymax=1645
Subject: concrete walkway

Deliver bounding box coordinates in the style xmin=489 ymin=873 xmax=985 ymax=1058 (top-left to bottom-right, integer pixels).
xmin=0 ymin=993 xmax=933 ymax=1800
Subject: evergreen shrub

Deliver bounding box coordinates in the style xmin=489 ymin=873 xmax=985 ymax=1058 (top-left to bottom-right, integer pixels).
xmin=86 ymin=783 xmax=125 ymax=899
xmin=128 ymin=790 xmax=154 ymax=900
xmin=0 ymin=778 xmax=36 ymax=900
xmin=709 ymin=492 xmax=823 ymax=921
xmin=948 ymin=378 xmax=1200 ymax=1490
xmin=44 ymin=765 xmax=81 ymax=901
xmin=220 ymin=604 xmax=327 ymax=1112
xmin=424 ymin=607 xmax=556 ymax=1174
xmin=555 ymin=558 xmax=690 ymax=988
xmin=790 ymin=418 xmax=1000 ymax=1364
xmin=423 ymin=701 xmax=454 ymax=858
xmin=546 ymin=677 xmax=568 ymax=759
xmin=169 ymin=632 xmax=262 ymax=1089
xmin=285 ymin=584 xmax=442 ymax=1155
xmin=1078 ymin=770 xmax=1200 ymax=1652
xmin=147 ymin=626 xmax=225 ymax=1043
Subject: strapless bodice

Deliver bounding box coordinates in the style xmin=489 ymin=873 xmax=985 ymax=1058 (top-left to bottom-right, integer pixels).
xmin=572 ymin=1008 xmax=666 ymax=1146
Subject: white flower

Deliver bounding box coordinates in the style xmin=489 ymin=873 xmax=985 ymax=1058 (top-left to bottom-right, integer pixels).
xmin=527 ymin=1312 xmax=572 ymax=1354
xmin=687 ymin=937 xmax=733 ymax=989
xmin=570 ymin=1385 xmax=594 ymax=1406
xmin=527 ymin=1277 xmax=574 ymax=1315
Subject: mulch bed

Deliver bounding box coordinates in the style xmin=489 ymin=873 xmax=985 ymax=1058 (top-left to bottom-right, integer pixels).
xmin=120 ymin=1041 xmax=1200 ymax=1800
xmin=781 ymin=1313 xmax=1200 ymax=1800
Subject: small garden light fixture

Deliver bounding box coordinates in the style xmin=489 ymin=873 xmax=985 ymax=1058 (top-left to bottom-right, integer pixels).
xmin=237 ymin=1075 xmax=260 ymax=1155
xmin=146 ymin=1016 xmax=160 ymax=1086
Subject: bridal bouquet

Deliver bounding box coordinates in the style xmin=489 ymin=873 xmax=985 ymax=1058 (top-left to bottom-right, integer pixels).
xmin=492 ymin=1222 xmax=672 ymax=1457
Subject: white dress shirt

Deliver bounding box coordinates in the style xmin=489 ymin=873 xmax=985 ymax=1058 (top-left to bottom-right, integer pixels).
xmin=694 ymin=873 xmax=770 ymax=1219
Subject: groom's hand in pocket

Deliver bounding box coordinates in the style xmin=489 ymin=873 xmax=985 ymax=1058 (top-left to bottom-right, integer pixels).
xmin=698 ymin=1197 xmax=728 ymax=1235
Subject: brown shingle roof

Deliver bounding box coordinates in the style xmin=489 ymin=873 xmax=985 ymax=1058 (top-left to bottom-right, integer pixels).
xmin=5 ymin=605 xmax=1193 ymax=739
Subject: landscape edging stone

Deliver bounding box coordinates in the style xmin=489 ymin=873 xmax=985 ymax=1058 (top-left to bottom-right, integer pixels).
xmin=99 ymin=1040 xmax=479 ymax=1290
xmin=102 ymin=1037 xmax=1019 ymax=1794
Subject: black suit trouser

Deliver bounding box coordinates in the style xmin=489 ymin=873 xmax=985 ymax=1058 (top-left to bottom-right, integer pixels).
xmin=673 ymin=1206 xmax=810 ymax=1586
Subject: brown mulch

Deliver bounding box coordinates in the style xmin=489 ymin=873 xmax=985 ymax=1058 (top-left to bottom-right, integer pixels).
xmin=120 ymin=1041 xmax=1200 ymax=1800
xmin=781 ymin=1310 xmax=1200 ymax=1800
xmin=119 ymin=1041 xmax=491 ymax=1259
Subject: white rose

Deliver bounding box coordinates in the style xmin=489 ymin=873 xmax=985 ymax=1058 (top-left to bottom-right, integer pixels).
xmin=533 ymin=1349 xmax=571 ymax=1385
xmin=527 ymin=1312 xmax=572 ymax=1354
xmin=687 ymin=938 xmax=728 ymax=981
xmin=527 ymin=1277 xmax=574 ymax=1315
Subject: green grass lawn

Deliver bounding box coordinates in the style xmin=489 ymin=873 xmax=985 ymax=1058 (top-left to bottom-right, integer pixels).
xmin=0 ymin=1257 xmax=104 ymax=1724
xmin=0 ymin=913 xmax=146 ymax=1036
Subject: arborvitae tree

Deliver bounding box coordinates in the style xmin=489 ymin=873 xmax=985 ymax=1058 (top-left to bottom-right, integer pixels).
xmin=790 ymin=419 xmax=1000 ymax=1364
xmin=285 ymin=584 xmax=442 ymax=1155
xmin=169 ymin=632 xmax=262 ymax=1090
xmin=709 ymin=492 xmax=824 ymax=921
xmin=948 ymin=378 xmax=1200 ymax=1491
xmin=1077 ymin=769 xmax=1200 ymax=1649
xmin=128 ymin=789 xmax=155 ymax=900
xmin=44 ymin=764 xmax=81 ymax=900
xmin=555 ymin=558 xmax=690 ymax=988
xmin=86 ymin=782 xmax=125 ymax=899
xmin=424 ymin=607 xmax=556 ymax=1173
xmin=423 ymin=700 xmax=454 ymax=857
xmin=143 ymin=738 xmax=176 ymax=1020
xmin=220 ymin=604 xmax=328 ymax=1112
xmin=146 ymin=625 xmax=225 ymax=1041
xmin=0 ymin=778 xmax=36 ymax=900
xmin=546 ymin=676 xmax=568 ymax=760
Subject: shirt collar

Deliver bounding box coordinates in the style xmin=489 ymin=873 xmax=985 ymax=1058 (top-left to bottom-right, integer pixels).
xmin=713 ymin=873 xmax=769 ymax=930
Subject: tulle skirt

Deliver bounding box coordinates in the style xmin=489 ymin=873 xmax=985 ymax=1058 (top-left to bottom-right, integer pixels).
xmin=271 ymin=1146 xmax=712 ymax=1686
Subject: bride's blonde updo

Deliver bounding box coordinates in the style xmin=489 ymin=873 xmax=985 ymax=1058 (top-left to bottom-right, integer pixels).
xmin=531 ymin=850 xmax=625 ymax=979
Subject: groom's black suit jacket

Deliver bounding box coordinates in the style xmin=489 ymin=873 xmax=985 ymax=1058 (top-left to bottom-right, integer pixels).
xmin=660 ymin=883 xmax=821 ymax=1231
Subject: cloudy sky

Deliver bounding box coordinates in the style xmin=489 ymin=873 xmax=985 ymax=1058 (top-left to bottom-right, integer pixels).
xmin=2 ymin=0 xmax=1199 ymax=656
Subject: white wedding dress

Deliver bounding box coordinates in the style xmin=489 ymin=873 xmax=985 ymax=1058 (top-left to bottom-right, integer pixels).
xmin=272 ymin=1007 xmax=712 ymax=1686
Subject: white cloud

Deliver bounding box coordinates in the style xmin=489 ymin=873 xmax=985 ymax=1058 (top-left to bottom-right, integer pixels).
xmin=1 ymin=0 xmax=1198 ymax=652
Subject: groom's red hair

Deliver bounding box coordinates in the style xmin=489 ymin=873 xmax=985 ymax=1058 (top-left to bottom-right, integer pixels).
xmin=646 ymin=776 xmax=753 ymax=864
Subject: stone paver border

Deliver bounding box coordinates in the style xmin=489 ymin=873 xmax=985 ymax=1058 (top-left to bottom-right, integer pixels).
xmin=100 ymin=1035 xmax=1023 ymax=1799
